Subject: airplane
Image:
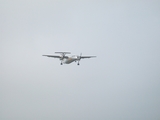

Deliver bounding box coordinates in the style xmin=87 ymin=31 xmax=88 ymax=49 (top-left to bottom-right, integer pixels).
xmin=43 ymin=52 xmax=96 ymax=65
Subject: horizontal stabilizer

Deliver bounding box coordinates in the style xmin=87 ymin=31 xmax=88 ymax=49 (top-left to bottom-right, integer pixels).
xmin=55 ymin=52 xmax=71 ymax=54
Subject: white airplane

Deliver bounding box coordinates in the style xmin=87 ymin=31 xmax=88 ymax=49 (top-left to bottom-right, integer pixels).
xmin=43 ymin=52 xmax=96 ymax=65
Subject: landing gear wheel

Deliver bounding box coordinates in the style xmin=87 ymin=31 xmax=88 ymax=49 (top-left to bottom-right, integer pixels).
xmin=77 ymin=63 xmax=80 ymax=65
xmin=61 ymin=63 xmax=63 ymax=65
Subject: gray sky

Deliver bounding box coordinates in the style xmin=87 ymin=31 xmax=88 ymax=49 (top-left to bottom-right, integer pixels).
xmin=1 ymin=0 xmax=160 ymax=120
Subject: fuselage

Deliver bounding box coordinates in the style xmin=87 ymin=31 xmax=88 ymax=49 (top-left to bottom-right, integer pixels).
xmin=62 ymin=56 xmax=79 ymax=64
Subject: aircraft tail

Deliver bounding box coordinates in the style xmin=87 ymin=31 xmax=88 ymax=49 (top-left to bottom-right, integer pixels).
xmin=55 ymin=52 xmax=71 ymax=55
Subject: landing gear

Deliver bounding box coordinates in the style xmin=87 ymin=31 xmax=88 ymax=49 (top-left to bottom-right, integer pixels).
xmin=77 ymin=62 xmax=80 ymax=65
xmin=60 ymin=62 xmax=63 ymax=65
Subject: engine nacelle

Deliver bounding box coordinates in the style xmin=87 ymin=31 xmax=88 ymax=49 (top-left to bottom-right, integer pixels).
xmin=60 ymin=56 xmax=64 ymax=60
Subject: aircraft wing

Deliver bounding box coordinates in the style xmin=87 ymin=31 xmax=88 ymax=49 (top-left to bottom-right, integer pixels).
xmin=80 ymin=56 xmax=96 ymax=59
xmin=42 ymin=55 xmax=68 ymax=58
xmin=43 ymin=55 xmax=61 ymax=58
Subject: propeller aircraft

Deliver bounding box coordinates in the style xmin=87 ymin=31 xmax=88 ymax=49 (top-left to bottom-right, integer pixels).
xmin=43 ymin=52 xmax=96 ymax=65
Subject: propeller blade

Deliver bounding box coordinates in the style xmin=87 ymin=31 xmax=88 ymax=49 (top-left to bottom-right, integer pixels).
xmin=80 ymin=53 xmax=82 ymax=60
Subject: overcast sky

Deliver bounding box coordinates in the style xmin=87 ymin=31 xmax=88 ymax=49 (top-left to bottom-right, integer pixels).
xmin=1 ymin=0 xmax=160 ymax=120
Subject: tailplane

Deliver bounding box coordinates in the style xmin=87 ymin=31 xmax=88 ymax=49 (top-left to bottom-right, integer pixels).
xmin=55 ymin=52 xmax=71 ymax=55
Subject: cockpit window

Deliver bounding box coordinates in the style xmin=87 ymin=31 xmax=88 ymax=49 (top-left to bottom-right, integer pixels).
xmin=72 ymin=55 xmax=77 ymax=58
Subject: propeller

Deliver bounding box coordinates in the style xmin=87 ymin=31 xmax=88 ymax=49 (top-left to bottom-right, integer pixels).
xmin=77 ymin=53 xmax=82 ymax=65
xmin=79 ymin=53 xmax=82 ymax=60
xmin=60 ymin=53 xmax=66 ymax=60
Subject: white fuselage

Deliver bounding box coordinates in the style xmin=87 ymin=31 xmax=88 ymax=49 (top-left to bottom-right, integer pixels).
xmin=62 ymin=56 xmax=79 ymax=64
